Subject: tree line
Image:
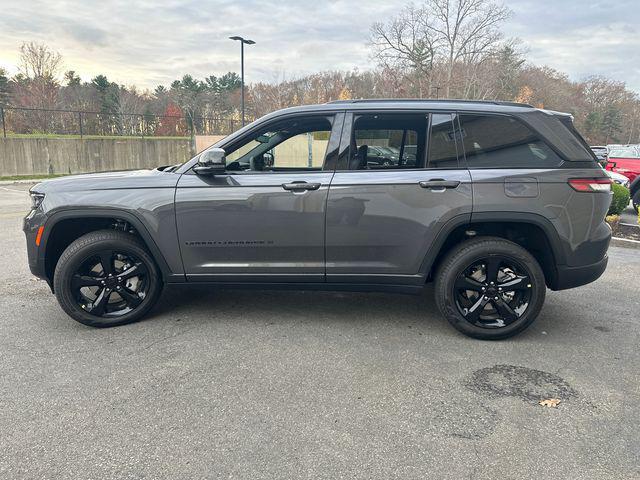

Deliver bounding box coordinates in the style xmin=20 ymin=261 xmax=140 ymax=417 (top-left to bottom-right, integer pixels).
xmin=0 ymin=0 xmax=638 ymax=143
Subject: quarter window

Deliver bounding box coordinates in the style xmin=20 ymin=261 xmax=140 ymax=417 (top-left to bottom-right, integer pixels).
xmin=458 ymin=114 xmax=563 ymax=168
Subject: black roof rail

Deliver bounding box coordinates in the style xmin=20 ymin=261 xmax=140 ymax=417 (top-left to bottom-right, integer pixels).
xmin=327 ymin=98 xmax=534 ymax=108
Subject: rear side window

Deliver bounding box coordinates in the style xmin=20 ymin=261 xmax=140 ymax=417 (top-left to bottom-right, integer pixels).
xmin=427 ymin=114 xmax=459 ymax=168
xmin=346 ymin=114 xmax=427 ymax=170
xmin=458 ymin=114 xmax=563 ymax=168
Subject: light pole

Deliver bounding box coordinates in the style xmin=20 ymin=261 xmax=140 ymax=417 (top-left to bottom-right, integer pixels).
xmin=229 ymin=35 xmax=255 ymax=127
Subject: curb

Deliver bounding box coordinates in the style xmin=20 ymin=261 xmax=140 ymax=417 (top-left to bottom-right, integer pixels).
xmin=611 ymin=237 xmax=640 ymax=250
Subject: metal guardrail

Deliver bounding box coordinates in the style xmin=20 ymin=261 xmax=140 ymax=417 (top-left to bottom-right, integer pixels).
xmin=0 ymin=106 xmax=246 ymax=139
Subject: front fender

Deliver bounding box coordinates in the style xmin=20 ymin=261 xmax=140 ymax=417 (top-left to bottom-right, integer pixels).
xmin=26 ymin=207 xmax=185 ymax=287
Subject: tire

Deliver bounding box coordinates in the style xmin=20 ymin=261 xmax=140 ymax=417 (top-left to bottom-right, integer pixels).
xmin=434 ymin=236 xmax=546 ymax=340
xmin=633 ymin=190 xmax=640 ymax=214
xmin=53 ymin=230 xmax=163 ymax=328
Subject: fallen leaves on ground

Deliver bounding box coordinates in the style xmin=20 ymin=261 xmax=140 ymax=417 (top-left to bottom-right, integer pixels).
xmin=539 ymin=398 xmax=561 ymax=408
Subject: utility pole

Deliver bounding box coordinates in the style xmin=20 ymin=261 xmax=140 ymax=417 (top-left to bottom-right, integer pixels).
xmin=229 ymin=36 xmax=255 ymax=127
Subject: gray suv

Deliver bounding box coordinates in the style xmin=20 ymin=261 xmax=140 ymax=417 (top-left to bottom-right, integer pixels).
xmin=23 ymin=99 xmax=612 ymax=339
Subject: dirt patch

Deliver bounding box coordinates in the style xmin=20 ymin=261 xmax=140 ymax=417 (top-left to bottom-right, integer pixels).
xmin=616 ymin=223 xmax=640 ymax=241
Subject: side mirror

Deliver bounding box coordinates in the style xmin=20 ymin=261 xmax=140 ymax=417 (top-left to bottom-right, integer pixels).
xmin=606 ymin=160 xmax=617 ymax=170
xmin=194 ymin=148 xmax=226 ymax=175
xmin=263 ymin=152 xmax=274 ymax=168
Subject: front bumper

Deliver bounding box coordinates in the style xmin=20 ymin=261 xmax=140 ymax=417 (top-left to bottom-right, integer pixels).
xmin=23 ymin=210 xmax=47 ymax=280
xmin=551 ymin=255 xmax=609 ymax=291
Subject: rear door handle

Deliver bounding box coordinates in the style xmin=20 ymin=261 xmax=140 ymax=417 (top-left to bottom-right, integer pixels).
xmin=418 ymin=179 xmax=461 ymax=190
xmin=282 ymin=181 xmax=321 ymax=192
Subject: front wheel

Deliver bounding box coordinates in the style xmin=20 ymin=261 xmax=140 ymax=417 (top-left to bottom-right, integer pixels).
xmin=54 ymin=230 xmax=163 ymax=327
xmin=434 ymin=237 xmax=546 ymax=340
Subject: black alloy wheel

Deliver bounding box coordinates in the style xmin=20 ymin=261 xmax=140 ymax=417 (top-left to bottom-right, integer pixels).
xmin=72 ymin=250 xmax=149 ymax=317
xmin=54 ymin=230 xmax=163 ymax=327
xmin=435 ymin=237 xmax=546 ymax=340
xmin=453 ymin=256 xmax=533 ymax=329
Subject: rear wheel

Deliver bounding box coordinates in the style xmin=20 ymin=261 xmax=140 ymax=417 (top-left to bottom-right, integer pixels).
xmin=434 ymin=237 xmax=546 ymax=340
xmin=53 ymin=230 xmax=163 ymax=327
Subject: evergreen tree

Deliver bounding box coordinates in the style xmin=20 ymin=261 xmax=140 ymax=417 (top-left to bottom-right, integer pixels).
xmin=603 ymin=105 xmax=622 ymax=143
xmin=0 ymin=68 xmax=10 ymax=106
xmin=64 ymin=70 xmax=81 ymax=87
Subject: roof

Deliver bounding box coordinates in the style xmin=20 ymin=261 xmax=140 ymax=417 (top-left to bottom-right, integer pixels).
xmin=254 ymin=99 xmax=542 ymax=118
xmin=328 ymin=98 xmax=534 ymax=108
xmin=205 ymin=98 xmax=565 ymax=156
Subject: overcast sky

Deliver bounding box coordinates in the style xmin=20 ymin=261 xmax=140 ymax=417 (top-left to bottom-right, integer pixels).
xmin=0 ymin=0 xmax=639 ymax=92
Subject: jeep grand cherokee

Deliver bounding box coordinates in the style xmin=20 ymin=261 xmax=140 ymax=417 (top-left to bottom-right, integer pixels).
xmin=24 ymin=99 xmax=612 ymax=339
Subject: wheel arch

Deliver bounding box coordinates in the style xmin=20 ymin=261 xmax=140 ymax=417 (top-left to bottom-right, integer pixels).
xmin=422 ymin=212 xmax=566 ymax=289
xmin=40 ymin=209 xmax=174 ymax=288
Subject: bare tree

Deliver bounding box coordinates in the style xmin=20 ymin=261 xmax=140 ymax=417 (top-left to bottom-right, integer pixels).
xmin=19 ymin=42 xmax=63 ymax=81
xmin=370 ymin=0 xmax=511 ymax=97
xmin=13 ymin=42 xmax=64 ymax=129
xmin=433 ymin=0 xmax=511 ymax=96
xmin=370 ymin=4 xmax=439 ymax=96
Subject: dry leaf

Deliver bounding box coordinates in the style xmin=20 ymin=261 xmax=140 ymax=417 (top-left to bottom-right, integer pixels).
xmin=539 ymin=398 xmax=561 ymax=408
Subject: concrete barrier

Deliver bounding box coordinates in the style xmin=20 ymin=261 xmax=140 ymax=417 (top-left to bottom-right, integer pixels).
xmin=195 ymin=135 xmax=226 ymax=153
xmin=0 ymin=137 xmax=193 ymax=176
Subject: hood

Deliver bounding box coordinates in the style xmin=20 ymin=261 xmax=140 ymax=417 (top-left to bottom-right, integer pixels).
xmin=31 ymin=168 xmax=180 ymax=194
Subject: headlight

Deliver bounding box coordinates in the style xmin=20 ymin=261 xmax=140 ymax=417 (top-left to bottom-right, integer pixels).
xmin=30 ymin=192 xmax=45 ymax=210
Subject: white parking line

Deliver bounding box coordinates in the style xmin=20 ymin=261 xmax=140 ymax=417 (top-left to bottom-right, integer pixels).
xmin=0 ymin=187 xmax=28 ymax=195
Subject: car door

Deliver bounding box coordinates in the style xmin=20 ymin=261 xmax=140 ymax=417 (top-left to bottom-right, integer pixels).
xmin=176 ymin=113 xmax=343 ymax=282
xmin=325 ymin=111 xmax=472 ymax=285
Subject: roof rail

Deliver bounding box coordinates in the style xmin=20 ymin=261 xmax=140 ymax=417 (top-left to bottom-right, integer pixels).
xmin=327 ymin=98 xmax=534 ymax=108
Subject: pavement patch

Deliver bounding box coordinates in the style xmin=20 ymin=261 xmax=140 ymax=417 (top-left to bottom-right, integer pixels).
xmin=466 ymin=364 xmax=577 ymax=403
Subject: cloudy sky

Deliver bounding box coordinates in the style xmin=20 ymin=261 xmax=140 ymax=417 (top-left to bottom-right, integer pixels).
xmin=0 ymin=0 xmax=639 ymax=92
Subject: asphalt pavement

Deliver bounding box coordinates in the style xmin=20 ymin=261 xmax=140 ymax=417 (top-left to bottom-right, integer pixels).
xmin=0 ymin=183 xmax=638 ymax=479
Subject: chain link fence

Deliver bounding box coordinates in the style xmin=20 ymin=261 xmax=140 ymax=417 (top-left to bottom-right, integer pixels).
xmin=0 ymin=106 xmax=246 ymax=138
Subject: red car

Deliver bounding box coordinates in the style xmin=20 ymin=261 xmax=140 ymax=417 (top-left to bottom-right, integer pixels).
xmin=606 ymin=146 xmax=640 ymax=211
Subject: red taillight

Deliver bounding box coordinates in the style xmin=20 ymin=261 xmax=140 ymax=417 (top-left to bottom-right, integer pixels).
xmin=35 ymin=226 xmax=44 ymax=246
xmin=568 ymin=178 xmax=612 ymax=192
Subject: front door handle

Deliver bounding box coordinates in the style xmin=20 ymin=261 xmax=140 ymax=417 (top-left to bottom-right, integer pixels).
xmin=282 ymin=181 xmax=321 ymax=192
xmin=418 ymin=179 xmax=461 ymax=190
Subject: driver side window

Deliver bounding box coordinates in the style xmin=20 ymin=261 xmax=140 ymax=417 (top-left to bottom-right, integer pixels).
xmin=224 ymin=116 xmax=333 ymax=172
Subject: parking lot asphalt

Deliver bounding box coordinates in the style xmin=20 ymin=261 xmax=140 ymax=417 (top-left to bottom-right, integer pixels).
xmin=0 ymin=183 xmax=638 ymax=479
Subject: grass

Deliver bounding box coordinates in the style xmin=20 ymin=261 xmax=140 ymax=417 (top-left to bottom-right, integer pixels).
xmin=2 ymin=133 xmax=190 ymax=140
xmin=0 ymin=173 xmax=68 ymax=181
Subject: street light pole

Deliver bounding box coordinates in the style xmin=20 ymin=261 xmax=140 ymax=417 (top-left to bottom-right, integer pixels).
xmin=229 ymin=36 xmax=255 ymax=127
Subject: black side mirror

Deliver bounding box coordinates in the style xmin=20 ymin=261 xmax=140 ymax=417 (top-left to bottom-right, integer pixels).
xmin=194 ymin=148 xmax=226 ymax=175
xmin=263 ymin=152 xmax=274 ymax=167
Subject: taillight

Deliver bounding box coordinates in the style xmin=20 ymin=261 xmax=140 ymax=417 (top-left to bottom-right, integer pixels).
xmin=568 ymin=178 xmax=612 ymax=192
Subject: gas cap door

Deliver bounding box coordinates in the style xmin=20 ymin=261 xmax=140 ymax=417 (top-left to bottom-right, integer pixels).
xmin=504 ymin=176 xmax=539 ymax=198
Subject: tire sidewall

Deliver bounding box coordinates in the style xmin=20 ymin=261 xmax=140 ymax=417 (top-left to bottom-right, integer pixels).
xmin=54 ymin=233 xmax=162 ymax=327
xmin=435 ymin=238 xmax=546 ymax=340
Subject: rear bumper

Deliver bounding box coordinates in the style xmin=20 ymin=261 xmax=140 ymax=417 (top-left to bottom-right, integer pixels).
xmin=551 ymin=255 xmax=608 ymax=291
